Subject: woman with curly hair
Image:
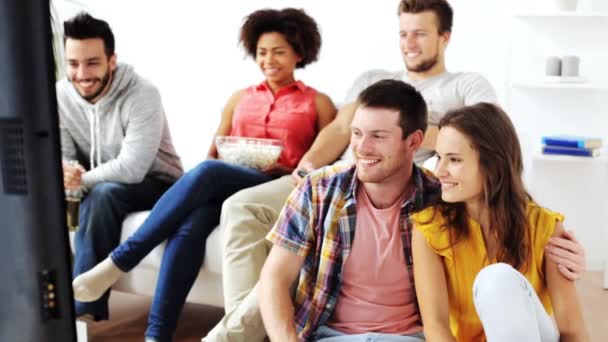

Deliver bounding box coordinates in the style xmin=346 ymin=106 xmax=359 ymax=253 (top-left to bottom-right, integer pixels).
xmin=72 ymin=8 xmax=336 ymax=342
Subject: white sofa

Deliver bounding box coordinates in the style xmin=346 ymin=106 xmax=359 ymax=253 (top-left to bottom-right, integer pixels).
xmin=79 ymin=155 xmax=439 ymax=307
xmin=112 ymin=212 xmax=225 ymax=307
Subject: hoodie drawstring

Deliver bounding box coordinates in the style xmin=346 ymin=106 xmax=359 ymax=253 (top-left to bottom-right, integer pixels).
xmin=96 ymin=109 xmax=102 ymax=167
xmin=89 ymin=108 xmax=95 ymax=170
xmin=88 ymin=106 xmax=102 ymax=170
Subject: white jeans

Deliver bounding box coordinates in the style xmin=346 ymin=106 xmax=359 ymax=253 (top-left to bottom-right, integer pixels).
xmin=473 ymin=263 xmax=559 ymax=342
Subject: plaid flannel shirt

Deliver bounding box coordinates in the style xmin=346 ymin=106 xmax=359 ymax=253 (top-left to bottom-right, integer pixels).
xmin=266 ymin=163 xmax=441 ymax=341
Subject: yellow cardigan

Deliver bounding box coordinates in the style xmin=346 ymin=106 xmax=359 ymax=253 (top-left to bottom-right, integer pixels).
xmin=412 ymin=202 xmax=563 ymax=341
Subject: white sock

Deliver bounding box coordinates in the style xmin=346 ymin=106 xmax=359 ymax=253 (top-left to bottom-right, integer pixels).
xmin=72 ymin=257 xmax=123 ymax=302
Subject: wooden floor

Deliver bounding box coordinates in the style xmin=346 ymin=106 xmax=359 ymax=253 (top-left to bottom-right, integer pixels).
xmin=85 ymin=272 xmax=608 ymax=341
xmin=86 ymin=295 xmax=223 ymax=342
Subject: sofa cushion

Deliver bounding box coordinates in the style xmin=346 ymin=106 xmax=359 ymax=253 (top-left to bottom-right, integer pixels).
xmin=120 ymin=211 xmax=224 ymax=274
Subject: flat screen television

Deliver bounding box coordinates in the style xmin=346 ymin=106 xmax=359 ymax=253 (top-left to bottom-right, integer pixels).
xmin=0 ymin=0 xmax=77 ymax=341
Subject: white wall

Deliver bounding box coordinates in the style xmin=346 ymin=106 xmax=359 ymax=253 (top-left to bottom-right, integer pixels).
xmin=54 ymin=0 xmax=608 ymax=268
xmin=53 ymin=0 xmax=515 ymax=169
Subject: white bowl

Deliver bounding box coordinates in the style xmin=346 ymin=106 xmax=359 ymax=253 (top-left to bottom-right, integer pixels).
xmin=215 ymin=136 xmax=283 ymax=170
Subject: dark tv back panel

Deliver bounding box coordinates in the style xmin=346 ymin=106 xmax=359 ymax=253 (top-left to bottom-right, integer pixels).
xmin=0 ymin=118 xmax=27 ymax=194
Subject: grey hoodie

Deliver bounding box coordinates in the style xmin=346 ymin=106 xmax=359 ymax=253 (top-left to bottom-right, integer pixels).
xmin=57 ymin=63 xmax=183 ymax=189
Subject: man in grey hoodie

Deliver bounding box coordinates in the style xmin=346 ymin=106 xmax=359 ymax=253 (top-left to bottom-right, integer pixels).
xmin=57 ymin=12 xmax=183 ymax=320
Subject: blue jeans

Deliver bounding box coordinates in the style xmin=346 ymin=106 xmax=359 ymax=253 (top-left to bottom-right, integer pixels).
xmin=73 ymin=176 xmax=171 ymax=320
xmin=110 ymin=160 xmax=274 ymax=342
xmin=313 ymin=326 xmax=425 ymax=342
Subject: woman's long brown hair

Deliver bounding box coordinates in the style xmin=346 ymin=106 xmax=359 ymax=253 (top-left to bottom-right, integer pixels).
xmin=437 ymin=103 xmax=532 ymax=271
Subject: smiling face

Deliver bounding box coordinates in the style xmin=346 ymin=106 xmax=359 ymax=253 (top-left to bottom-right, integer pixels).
xmin=65 ymin=38 xmax=116 ymax=104
xmin=350 ymin=106 xmax=417 ymax=186
xmin=256 ymin=32 xmax=302 ymax=91
xmin=399 ymin=11 xmax=449 ymax=78
xmin=435 ymin=126 xmax=484 ymax=210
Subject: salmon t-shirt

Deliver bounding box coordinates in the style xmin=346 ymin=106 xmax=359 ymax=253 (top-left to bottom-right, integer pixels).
xmin=327 ymin=186 xmax=422 ymax=335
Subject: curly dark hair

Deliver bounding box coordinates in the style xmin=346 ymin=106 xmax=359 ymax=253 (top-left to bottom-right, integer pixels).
xmin=239 ymin=8 xmax=321 ymax=69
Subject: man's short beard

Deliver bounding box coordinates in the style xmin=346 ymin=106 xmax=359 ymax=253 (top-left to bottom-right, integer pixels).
xmin=70 ymin=69 xmax=112 ymax=101
xmin=406 ymin=54 xmax=439 ymax=73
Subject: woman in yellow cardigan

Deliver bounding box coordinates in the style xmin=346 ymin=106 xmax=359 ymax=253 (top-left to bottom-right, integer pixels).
xmin=411 ymin=103 xmax=588 ymax=342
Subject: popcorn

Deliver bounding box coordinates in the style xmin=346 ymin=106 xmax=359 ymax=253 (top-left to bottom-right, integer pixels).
xmin=215 ymin=136 xmax=283 ymax=170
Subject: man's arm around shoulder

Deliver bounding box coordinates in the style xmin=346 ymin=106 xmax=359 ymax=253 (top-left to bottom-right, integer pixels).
xmin=298 ymin=102 xmax=356 ymax=170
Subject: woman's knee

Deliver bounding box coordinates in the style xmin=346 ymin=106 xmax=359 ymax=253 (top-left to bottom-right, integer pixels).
xmin=185 ymin=159 xmax=237 ymax=185
xmin=473 ymin=263 xmax=522 ymax=301
xmin=189 ymin=159 xmax=222 ymax=176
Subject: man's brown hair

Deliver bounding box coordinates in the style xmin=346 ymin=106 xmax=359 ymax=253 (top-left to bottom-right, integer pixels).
xmin=398 ymin=0 xmax=454 ymax=34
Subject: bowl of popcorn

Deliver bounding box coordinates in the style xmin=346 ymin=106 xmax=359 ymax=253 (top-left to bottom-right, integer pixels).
xmin=215 ymin=136 xmax=283 ymax=170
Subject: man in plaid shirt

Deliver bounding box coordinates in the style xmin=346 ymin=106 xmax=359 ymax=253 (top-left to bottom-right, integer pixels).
xmin=259 ymin=80 xmax=441 ymax=341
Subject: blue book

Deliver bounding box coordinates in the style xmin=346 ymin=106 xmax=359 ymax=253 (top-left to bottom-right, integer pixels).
xmin=541 ymin=135 xmax=602 ymax=149
xmin=542 ymin=145 xmax=600 ymax=157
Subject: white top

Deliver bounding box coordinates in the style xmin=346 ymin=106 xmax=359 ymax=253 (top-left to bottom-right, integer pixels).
xmin=339 ymin=69 xmax=498 ymax=164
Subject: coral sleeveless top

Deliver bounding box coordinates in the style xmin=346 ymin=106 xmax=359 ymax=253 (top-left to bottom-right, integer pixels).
xmin=229 ymin=80 xmax=318 ymax=169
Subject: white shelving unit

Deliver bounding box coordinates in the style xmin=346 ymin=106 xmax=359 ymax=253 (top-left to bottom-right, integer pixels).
xmin=507 ymin=7 xmax=608 ymax=289
xmin=511 ymin=81 xmax=608 ymax=90
xmin=514 ymin=12 xmax=608 ymax=18
xmin=533 ymin=153 xmax=608 ymax=162
xmin=530 ymin=154 xmax=608 ymax=290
